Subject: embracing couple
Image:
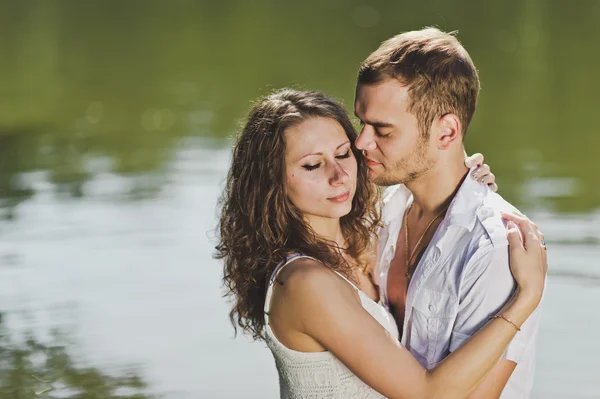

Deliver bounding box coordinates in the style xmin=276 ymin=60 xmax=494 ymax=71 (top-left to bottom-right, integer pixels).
xmin=217 ymin=27 xmax=545 ymax=398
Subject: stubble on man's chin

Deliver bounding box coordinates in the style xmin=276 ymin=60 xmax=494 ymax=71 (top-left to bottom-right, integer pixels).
xmin=371 ymin=172 xmax=410 ymax=187
xmin=371 ymin=177 xmax=396 ymax=187
xmin=370 ymin=143 xmax=435 ymax=187
xmin=371 ymin=164 xmax=432 ymax=187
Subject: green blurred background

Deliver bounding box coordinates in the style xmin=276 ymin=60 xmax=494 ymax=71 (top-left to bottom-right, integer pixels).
xmin=0 ymin=1 xmax=598 ymax=398
xmin=2 ymin=0 xmax=600 ymax=213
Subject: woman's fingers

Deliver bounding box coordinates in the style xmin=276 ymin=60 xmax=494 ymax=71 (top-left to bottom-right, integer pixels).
xmin=503 ymin=212 xmax=548 ymax=267
xmin=503 ymin=211 xmax=548 ymax=302
xmin=501 ymin=212 xmax=541 ymax=250
xmin=471 ymin=164 xmax=490 ymax=181
xmin=465 ymin=153 xmax=484 ymax=168
xmin=501 ymin=210 xmax=527 ymax=225
xmin=542 ymin=240 xmax=548 ymax=273
xmin=506 ymin=220 xmax=524 ymax=251
xmin=477 ymin=172 xmax=495 ymax=185
xmin=468 ymin=163 xmax=498 ymax=191
xmin=510 ymin=210 xmax=543 ymax=241
xmin=537 ymin=229 xmax=544 ymax=242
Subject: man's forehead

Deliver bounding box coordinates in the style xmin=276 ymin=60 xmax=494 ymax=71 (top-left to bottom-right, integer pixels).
xmin=355 ymin=81 xmax=409 ymax=118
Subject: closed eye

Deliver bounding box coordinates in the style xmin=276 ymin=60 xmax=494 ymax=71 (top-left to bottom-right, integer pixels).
xmin=336 ymin=151 xmax=351 ymax=159
xmin=302 ymin=163 xmax=321 ymax=171
xmin=375 ymin=129 xmax=391 ymax=138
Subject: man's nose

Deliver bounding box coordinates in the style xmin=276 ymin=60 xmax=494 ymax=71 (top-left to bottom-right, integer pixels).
xmin=355 ymin=126 xmax=377 ymax=151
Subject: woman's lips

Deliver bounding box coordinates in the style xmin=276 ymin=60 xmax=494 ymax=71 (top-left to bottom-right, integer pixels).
xmin=328 ymin=191 xmax=350 ymax=203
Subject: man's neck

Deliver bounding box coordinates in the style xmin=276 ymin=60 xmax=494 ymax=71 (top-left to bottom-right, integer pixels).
xmin=405 ymin=160 xmax=469 ymax=219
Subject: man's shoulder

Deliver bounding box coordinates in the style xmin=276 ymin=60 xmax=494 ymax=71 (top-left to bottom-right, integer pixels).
xmin=481 ymin=190 xmax=518 ymax=215
xmin=459 ymin=191 xmax=518 ymax=258
xmin=477 ymin=191 xmax=519 ymax=246
xmin=444 ymin=192 xmax=518 ymax=289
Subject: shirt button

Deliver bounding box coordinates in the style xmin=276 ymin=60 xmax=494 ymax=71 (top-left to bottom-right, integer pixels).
xmin=428 ymin=304 xmax=436 ymax=312
xmin=480 ymin=207 xmax=494 ymax=218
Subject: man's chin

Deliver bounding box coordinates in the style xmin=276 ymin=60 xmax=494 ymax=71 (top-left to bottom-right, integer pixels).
xmin=367 ymin=169 xmax=380 ymax=182
xmin=369 ymin=172 xmax=399 ymax=187
xmin=373 ymin=179 xmax=396 ymax=187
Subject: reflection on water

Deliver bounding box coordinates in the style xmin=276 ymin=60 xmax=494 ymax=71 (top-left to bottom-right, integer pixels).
xmin=1 ymin=1 xmax=599 ymax=398
xmin=0 ymin=145 xmax=597 ymax=398
xmin=0 ymin=312 xmax=154 ymax=398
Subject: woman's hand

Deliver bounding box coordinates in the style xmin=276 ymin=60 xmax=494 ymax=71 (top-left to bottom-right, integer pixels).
xmin=501 ymin=211 xmax=548 ymax=306
xmin=465 ymin=153 xmax=497 ymax=192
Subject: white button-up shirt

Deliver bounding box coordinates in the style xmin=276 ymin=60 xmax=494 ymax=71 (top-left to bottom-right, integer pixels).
xmin=375 ymin=173 xmax=542 ymax=399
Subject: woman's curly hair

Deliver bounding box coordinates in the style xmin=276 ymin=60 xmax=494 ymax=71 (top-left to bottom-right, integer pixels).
xmin=215 ymin=89 xmax=381 ymax=340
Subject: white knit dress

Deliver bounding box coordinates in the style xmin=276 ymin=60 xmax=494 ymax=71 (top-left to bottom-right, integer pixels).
xmin=264 ymin=254 xmax=399 ymax=399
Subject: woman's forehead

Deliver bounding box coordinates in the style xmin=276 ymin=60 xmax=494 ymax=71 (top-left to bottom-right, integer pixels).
xmin=284 ymin=117 xmax=348 ymax=159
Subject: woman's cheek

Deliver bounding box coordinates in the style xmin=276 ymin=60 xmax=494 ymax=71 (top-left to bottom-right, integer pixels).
xmin=345 ymin=158 xmax=359 ymax=181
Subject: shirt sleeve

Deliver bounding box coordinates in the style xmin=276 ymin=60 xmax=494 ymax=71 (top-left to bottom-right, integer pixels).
xmin=448 ymin=244 xmax=542 ymax=363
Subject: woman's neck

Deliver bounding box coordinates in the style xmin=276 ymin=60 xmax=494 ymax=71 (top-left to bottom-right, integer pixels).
xmin=305 ymin=215 xmax=345 ymax=249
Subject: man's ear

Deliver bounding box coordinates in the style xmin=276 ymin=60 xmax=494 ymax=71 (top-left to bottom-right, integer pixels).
xmin=436 ymin=113 xmax=462 ymax=150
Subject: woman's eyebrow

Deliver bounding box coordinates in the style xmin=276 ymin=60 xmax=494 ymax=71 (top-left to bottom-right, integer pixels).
xmin=298 ymin=140 xmax=350 ymax=161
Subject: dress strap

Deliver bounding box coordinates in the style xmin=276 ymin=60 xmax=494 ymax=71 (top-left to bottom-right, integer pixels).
xmin=330 ymin=269 xmax=361 ymax=293
xmin=264 ymin=254 xmax=317 ymax=324
xmin=264 ymin=254 xmax=361 ymax=324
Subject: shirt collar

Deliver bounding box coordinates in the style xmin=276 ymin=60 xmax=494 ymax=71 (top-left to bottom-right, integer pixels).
xmin=381 ymin=184 xmax=411 ymax=225
xmin=442 ymin=170 xmax=489 ymax=232
xmin=380 ymin=170 xmax=490 ymax=255
xmin=381 ymin=169 xmax=488 ymax=229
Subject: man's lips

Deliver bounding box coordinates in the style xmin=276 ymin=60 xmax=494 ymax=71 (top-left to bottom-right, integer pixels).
xmin=328 ymin=191 xmax=350 ymax=203
xmin=365 ymin=158 xmax=381 ymax=167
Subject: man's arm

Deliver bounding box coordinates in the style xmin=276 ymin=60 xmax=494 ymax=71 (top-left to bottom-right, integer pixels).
xmin=450 ymin=244 xmax=541 ymax=398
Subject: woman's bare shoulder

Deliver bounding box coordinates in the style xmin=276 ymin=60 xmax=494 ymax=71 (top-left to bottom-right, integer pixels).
xmin=277 ymin=258 xmax=339 ymax=288
xmin=274 ymin=258 xmax=357 ymax=304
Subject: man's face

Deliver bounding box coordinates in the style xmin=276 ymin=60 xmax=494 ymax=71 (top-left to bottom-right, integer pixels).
xmin=354 ymin=79 xmax=436 ymax=187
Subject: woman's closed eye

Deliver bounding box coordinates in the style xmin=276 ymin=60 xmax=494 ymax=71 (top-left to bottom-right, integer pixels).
xmin=302 ymin=151 xmax=351 ymax=171
xmin=302 ymin=163 xmax=321 ymax=171
xmin=336 ymin=150 xmax=351 ymax=159
xmin=302 ymin=150 xmax=350 ymax=170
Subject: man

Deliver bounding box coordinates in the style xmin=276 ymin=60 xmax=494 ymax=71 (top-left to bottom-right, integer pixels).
xmin=354 ymin=28 xmax=543 ymax=398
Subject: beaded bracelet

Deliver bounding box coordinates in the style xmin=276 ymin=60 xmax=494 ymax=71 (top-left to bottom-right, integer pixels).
xmin=490 ymin=314 xmax=521 ymax=331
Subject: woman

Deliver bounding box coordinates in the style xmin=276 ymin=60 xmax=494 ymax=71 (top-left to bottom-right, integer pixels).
xmin=216 ymin=89 xmax=546 ymax=398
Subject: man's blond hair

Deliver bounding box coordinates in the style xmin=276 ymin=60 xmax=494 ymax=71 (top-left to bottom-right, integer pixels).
xmin=358 ymin=27 xmax=480 ymax=137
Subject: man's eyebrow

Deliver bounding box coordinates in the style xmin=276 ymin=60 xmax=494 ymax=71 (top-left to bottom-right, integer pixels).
xmin=353 ymin=112 xmax=394 ymax=128
xmin=298 ymin=140 xmax=351 ymax=161
xmin=354 ymin=111 xmax=394 ymax=127
xmin=369 ymin=121 xmax=395 ymax=128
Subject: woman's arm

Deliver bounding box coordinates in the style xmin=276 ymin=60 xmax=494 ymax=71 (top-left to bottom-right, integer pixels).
xmin=465 ymin=360 xmax=516 ymax=399
xmin=279 ymin=213 xmax=545 ymax=399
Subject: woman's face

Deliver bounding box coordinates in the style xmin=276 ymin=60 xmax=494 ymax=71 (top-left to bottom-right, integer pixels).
xmin=284 ymin=117 xmax=357 ymax=225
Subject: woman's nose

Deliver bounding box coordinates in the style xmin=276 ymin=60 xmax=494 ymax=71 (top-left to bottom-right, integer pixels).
xmin=329 ymin=162 xmax=349 ymax=186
